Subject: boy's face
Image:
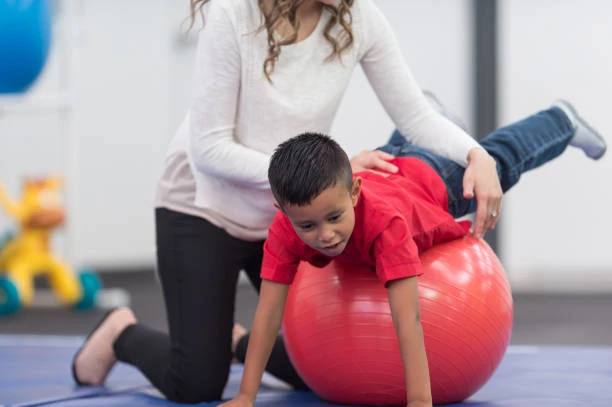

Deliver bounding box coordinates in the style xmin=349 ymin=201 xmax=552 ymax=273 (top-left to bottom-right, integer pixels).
xmin=281 ymin=178 xmax=362 ymax=257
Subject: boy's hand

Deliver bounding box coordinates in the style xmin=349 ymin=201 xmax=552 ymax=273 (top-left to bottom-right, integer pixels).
xmin=463 ymin=147 xmax=502 ymax=238
xmin=388 ymin=277 xmax=432 ymax=407
xmin=218 ymin=393 xmax=254 ymax=407
xmin=229 ymin=280 xmax=289 ymax=407
xmin=350 ymin=150 xmax=399 ymax=174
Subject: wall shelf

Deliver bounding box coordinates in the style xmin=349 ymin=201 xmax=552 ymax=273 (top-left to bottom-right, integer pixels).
xmin=0 ymin=92 xmax=74 ymax=115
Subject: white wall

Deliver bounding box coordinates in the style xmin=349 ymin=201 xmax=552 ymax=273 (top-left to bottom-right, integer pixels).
xmin=332 ymin=1 xmax=474 ymax=156
xmin=0 ymin=0 xmax=174 ymax=268
xmin=498 ymin=0 xmax=612 ymax=291
xmin=0 ymin=1 xmax=473 ymax=270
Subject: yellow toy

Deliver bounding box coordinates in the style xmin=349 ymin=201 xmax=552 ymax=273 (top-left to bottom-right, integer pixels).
xmin=0 ymin=176 xmax=99 ymax=315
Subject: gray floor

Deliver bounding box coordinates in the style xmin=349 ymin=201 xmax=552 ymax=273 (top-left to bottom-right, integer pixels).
xmin=1 ymin=270 xmax=612 ymax=346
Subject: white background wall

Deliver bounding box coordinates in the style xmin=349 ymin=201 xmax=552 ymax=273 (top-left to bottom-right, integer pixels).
xmin=2 ymin=1 xmax=609 ymax=292
xmin=498 ymin=0 xmax=612 ymax=291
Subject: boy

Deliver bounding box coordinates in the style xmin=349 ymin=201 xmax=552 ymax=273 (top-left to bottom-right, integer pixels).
xmin=220 ymin=102 xmax=606 ymax=407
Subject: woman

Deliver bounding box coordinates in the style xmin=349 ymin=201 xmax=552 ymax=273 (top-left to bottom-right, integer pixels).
xmin=72 ymin=0 xmax=502 ymax=403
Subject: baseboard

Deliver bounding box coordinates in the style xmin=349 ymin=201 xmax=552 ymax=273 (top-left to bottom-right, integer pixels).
xmin=92 ymin=265 xmax=612 ymax=294
xmin=509 ymin=270 xmax=612 ymax=294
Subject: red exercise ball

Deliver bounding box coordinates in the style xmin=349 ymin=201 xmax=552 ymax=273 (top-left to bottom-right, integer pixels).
xmin=282 ymin=236 xmax=513 ymax=406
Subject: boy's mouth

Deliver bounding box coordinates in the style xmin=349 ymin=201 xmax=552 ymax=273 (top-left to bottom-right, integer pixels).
xmin=320 ymin=240 xmax=343 ymax=255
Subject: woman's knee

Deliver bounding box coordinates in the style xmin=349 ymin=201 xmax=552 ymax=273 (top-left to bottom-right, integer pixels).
xmin=165 ymin=361 xmax=230 ymax=403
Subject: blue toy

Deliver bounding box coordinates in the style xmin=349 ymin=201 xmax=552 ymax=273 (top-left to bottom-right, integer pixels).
xmin=0 ymin=0 xmax=53 ymax=94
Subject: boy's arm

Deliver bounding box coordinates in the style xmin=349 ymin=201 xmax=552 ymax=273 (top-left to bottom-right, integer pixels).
xmin=387 ymin=276 xmax=432 ymax=407
xmin=220 ymin=279 xmax=290 ymax=407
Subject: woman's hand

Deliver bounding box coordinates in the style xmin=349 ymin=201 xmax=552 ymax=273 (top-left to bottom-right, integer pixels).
xmin=350 ymin=150 xmax=399 ymax=174
xmin=463 ymin=148 xmax=502 ymax=238
xmin=218 ymin=393 xmax=254 ymax=407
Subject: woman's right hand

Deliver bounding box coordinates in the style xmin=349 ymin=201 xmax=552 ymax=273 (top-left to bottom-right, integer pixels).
xmin=218 ymin=393 xmax=254 ymax=407
xmin=462 ymin=147 xmax=503 ymax=237
xmin=350 ymin=150 xmax=399 ymax=174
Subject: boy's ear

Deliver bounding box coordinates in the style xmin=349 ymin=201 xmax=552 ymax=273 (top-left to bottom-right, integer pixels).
xmin=274 ymin=201 xmax=285 ymax=213
xmin=351 ymin=177 xmax=362 ymax=206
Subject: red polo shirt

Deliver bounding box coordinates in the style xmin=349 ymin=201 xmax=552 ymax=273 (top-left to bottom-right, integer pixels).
xmin=261 ymin=157 xmax=470 ymax=286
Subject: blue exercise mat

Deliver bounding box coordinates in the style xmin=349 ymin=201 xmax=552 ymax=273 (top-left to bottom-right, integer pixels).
xmin=1 ymin=335 xmax=611 ymax=406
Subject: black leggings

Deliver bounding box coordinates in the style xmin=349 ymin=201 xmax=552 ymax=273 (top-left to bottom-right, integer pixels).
xmin=113 ymin=208 xmax=308 ymax=403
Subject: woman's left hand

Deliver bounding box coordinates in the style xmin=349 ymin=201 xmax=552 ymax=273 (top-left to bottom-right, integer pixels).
xmin=463 ymin=148 xmax=502 ymax=238
xmin=350 ymin=150 xmax=399 ymax=174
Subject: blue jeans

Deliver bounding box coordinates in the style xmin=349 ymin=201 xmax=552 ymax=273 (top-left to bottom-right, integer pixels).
xmin=378 ymin=107 xmax=573 ymax=218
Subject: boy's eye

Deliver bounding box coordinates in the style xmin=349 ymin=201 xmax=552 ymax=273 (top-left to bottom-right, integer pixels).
xmin=298 ymin=223 xmax=313 ymax=231
xmin=329 ymin=214 xmax=342 ymax=222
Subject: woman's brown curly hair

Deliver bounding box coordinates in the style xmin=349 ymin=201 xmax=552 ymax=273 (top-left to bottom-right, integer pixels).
xmin=188 ymin=0 xmax=354 ymax=82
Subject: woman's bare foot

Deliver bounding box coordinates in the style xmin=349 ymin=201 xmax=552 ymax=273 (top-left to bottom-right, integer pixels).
xmin=231 ymin=322 xmax=248 ymax=363
xmin=72 ymin=307 xmax=137 ymax=386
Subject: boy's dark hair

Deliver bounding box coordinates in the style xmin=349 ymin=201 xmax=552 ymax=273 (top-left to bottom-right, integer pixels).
xmin=269 ymin=132 xmax=353 ymax=207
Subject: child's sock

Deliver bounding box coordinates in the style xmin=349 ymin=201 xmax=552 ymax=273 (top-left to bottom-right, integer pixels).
xmin=554 ymin=100 xmax=607 ymax=160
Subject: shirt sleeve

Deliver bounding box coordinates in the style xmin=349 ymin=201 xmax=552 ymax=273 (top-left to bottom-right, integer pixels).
xmin=373 ymin=217 xmax=423 ymax=285
xmin=261 ymin=220 xmax=300 ymax=285
xmin=357 ymin=0 xmax=481 ymax=167
xmin=188 ymin=2 xmax=270 ymax=190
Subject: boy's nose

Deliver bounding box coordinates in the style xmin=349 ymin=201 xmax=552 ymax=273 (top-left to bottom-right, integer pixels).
xmin=318 ymin=227 xmax=335 ymax=243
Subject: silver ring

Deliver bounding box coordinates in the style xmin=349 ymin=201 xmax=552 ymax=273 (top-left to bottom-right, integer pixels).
xmin=491 ymin=210 xmax=498 ymax=218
